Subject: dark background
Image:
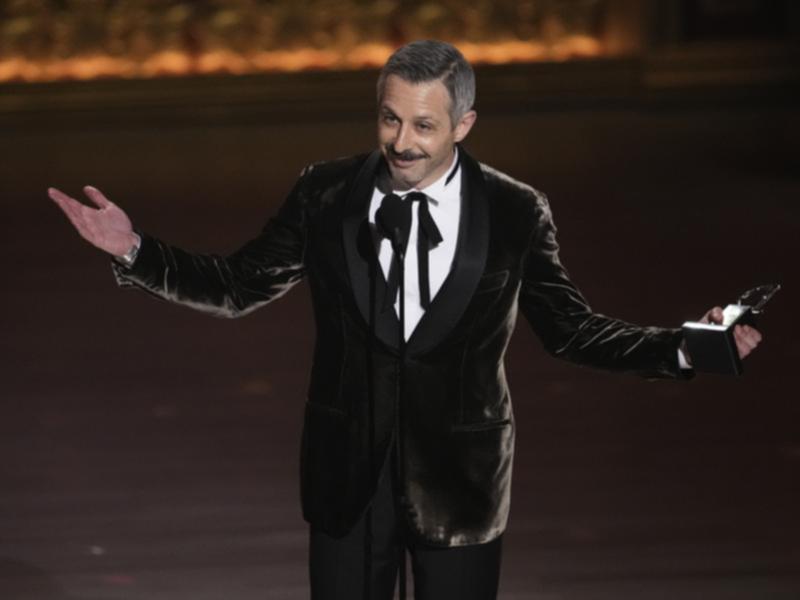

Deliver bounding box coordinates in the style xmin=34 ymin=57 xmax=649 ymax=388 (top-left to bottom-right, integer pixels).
xmin=1 ymin=2 xmax=799 ymax=599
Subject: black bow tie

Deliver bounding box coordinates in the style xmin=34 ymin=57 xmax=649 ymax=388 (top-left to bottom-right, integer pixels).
xmin=379 ymin=191 xmax=443 ymax=312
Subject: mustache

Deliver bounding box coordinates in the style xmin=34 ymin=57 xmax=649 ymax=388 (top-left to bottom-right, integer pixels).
xmin=386 ymin=145 xmax=427 ymax=161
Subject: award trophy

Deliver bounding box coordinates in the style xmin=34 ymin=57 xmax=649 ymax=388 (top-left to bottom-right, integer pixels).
xmin=682 ymin=284 xmax=780 ymax=375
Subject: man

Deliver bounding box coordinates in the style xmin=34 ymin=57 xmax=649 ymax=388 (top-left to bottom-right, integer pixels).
xmin=49 ymin=40 xmax=762 ymax=600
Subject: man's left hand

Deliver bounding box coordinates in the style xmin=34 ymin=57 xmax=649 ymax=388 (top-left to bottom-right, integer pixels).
xmin=692 ymin=306 xmax=764 ymax=362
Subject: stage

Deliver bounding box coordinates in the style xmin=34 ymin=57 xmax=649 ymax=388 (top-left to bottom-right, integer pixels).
xmin=1 ymin=61 xmax=799 ymax=598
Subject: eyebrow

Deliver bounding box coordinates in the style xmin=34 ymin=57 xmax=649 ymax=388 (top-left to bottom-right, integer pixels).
xmin=380 ymin=105 xmax=439 ymax=123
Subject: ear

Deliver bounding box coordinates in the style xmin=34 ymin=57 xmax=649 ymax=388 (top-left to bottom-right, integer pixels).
xmin=453 ymin=110 xmax=478 ymax=143
xmin=453 ymin=110 xmax=477 ymax=143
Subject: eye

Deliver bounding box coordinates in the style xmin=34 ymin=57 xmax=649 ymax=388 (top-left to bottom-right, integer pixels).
xmin=416 ymin=122 xmax=433 ymax=132
xmin=382 ymin=113 xmax=399 ymax=124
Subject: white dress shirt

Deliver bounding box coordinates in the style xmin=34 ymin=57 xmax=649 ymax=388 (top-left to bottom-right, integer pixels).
xmin=368 ymin=150 xmax=461 ymax=341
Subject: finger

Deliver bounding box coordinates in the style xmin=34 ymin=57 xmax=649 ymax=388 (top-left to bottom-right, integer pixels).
xmin=733 ymin=326 xmax=758 ymax=358
xmin=701 ymin=306 xmax=724 ymax=324
xmin=49 ymin=188 xmax=87 ymax=225
xmin=736 ymin=343 xmax=751 ymax=359
xmin=741 ymin=325 xmax=763 ymax=344
xmin=49 ymin=188 xmax=103 ymax=240
xmin=733 ymin=331 xmax=752 ymax=358
xmin=737 ymin=326 xmax=762 ymax=349
xmin=48 ymin=187 xmax=80 ymax=211
xmin=83 ymin=185 xmax=112 ymax=209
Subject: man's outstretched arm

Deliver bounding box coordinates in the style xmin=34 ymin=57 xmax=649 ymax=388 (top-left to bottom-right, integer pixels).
xmin=49 ymin=173 xmax=309 ymax=318
xmin=518 ymin=192 xmax=761 ymax=377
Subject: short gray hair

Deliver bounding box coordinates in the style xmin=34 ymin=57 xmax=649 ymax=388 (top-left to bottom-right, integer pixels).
xmin=377 ymin=40 xmax=475 ymax=127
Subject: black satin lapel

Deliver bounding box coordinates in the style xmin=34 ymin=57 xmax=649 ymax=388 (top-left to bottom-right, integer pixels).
xmin=342 ymin=150 xmax=401 ymax=352
xmin=407 ymin=150 xmax=489 ymax=355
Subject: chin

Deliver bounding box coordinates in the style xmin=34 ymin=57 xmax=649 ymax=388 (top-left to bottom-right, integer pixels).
xmin=388 ymin=167 xmax=420 ymax=190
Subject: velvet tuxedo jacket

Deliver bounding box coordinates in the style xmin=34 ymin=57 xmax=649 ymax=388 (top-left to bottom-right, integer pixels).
xmin=113 ymin=147 xmax=686 ymax=547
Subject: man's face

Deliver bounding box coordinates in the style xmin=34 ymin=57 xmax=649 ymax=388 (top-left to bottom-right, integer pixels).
xmin=378 ymin=74 xmax=476 ymax=191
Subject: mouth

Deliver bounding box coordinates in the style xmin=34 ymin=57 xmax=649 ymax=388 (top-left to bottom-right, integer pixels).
xmin=385 ymin=147 xmax=426 ymax=170
xmin=389 ymin=156 xmax=419 ymax=169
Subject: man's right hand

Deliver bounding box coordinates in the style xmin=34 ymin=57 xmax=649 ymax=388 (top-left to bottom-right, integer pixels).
xmin=49 ymin=186 xmax=137 ymax=258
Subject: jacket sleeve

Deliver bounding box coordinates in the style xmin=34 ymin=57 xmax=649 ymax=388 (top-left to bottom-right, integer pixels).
xmin=110 ymin=166 xmax=311 ymax=318
xmin=518 ymin=191 xmax=689 ymax=379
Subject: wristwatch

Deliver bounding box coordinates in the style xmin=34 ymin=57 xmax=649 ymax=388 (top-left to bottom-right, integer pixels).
xmin=116 ymin=233 xmax=142 ymax=267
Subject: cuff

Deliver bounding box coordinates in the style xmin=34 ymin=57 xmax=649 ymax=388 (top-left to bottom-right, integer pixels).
xmin=113 ymin=232 xmax=142 ymax=268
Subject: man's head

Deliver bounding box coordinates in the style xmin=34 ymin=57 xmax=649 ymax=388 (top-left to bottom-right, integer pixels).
xmin=376 ymin=40 xmax=477 ymax=190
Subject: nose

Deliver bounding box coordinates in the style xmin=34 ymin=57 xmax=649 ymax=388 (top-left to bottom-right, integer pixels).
xmin=392 ymin=123 xmax=412 ymax=153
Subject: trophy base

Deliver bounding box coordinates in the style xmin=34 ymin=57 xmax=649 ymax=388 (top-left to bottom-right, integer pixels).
xmin=681 ymin=304 xmax=753 ymax=376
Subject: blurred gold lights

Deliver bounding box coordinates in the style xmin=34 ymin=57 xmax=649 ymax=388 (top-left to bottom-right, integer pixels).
xmin=0 ymin=1 xmax=606 ymax=83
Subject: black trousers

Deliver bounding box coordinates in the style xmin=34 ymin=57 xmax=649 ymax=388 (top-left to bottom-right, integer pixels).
xmin=309 ymin=444 xmax=503 ymax=600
